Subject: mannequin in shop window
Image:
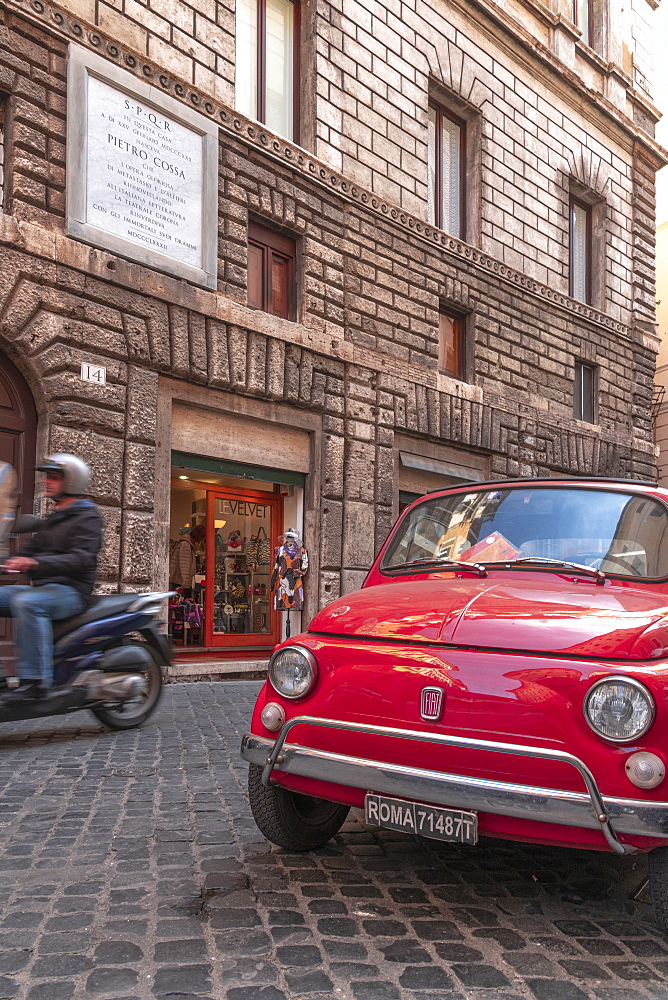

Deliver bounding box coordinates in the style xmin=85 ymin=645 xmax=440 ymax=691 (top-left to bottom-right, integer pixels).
xmin=169 ymin=524 xmax=206 ymax=595
xmin=271 ymin=528 xmax=308 ymax=637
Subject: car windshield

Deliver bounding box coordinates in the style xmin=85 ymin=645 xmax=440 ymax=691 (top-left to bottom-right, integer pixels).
xmin=382 ymin=486 xmax=668 ymax=579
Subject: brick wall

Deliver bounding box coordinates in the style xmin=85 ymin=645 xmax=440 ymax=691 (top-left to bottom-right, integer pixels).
xmin=312 ymin=0 xmax=659 ymax=326
xmin=25 ymin=0 xmax=664 ymax=329
xmin=53 ymin=0 xmax=235 ymax=104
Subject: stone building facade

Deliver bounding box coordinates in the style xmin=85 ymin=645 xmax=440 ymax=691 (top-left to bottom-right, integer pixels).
xmin=652 ymin=2 xmax=668 ymax=486
xmin=0 ymin=0 xmax=664 ymax=655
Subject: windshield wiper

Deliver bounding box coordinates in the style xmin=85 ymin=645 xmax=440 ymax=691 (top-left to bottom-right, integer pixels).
xmin=483 ymin=556 xmax=605 ymax=584
xmin=388 ymin=557 xmax=488 ymax=577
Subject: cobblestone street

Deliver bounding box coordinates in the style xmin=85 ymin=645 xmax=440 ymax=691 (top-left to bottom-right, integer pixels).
xmin=1 ymin=681 xmax=668 ymax=1000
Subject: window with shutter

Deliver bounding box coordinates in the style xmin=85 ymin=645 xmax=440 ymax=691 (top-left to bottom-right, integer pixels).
xmin=441 ymin=115 xmax=461 ymax=237
xmin=572 ymin=0 xmax=593 ymax=45
xmin=235 ymin=0 xmax=299 ymax=143
xmin=247 ymin=243 xmax=264 ymax=310
xmin=236 ymin=0 xmax=258 ymax=124
xmin=574 ymin=361 xmax=596 ymax=423
xmin=428 ymin=105 xmax=437 ymax=227
xmin=248 ymin=220 xmax=297 ymax=320
xmin=439 ymin=310 xmax=465 ymax=380
xmin=570 ymin=197 xmax=591 ymax=304
xmin=428 ymin=101 xmax=465 ymax=239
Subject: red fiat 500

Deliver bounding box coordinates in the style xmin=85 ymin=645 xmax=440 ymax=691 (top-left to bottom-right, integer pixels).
xmin=242 ymin=478 xmax=668 ymax=930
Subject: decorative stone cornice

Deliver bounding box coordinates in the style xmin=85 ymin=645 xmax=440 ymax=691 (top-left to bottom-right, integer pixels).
xmin=0 ymin=0 xmax=654 ymax=344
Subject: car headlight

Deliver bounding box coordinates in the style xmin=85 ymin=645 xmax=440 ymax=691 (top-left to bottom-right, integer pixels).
xmin=584 ymin=676 xmax=655 ymax=742
xmin=268 ymin=645 xmax=317 ymax=700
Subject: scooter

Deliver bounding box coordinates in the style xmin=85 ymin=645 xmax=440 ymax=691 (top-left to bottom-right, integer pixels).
xmin=0 ymin=508 xmax=173 ymax=730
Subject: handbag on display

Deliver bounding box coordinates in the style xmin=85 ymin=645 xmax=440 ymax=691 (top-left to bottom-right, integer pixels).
xmin=226 ymin=530 xmax=243 ymax=550
xmin=248 ymin=526 xmax=270 ymax=570
xmin=229 ymin=577 xmax=246 ymax=601
xmin=246 ymin=531 xmax=259 ymax=570
xmin=185 ymin=602 xmax=203 ymax=630
xmin=249 ymin=525 xmax=270 ymax=567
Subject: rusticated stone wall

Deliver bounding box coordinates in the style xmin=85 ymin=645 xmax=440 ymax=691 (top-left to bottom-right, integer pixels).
xmin=0 ymin=3 xmax=661 ymax=608
xmin=0 ymin=232 xmax=656 ymax=602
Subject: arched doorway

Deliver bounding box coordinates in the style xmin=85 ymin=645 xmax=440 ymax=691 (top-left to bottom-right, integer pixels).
xmin=0 ymin=353 xmax=37 ymax=510
xmin=0 ymin=353 xmax=37 ymax=666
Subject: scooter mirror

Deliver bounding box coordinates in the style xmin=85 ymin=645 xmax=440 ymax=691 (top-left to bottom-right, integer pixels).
xmin=13 ymin=514 xmax=44 ymax=534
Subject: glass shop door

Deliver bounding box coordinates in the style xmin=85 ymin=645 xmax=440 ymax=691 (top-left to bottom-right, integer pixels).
xmin=205 ymin=487 xmax=281 ymax=648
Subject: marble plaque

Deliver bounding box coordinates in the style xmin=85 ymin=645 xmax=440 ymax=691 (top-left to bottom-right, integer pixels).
xmin=86 ymin=76 xmax=203 ymax=267
xmin=67 ymin=47 xmax=218 ymax=288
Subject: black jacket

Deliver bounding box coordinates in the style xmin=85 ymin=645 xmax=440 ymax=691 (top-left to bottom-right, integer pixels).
xmin=17 ymin=500 xmax=103 ymax=603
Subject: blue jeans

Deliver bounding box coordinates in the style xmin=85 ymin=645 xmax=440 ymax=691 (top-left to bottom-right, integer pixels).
xmin=0 ymin=584 xmax=84 ymax=688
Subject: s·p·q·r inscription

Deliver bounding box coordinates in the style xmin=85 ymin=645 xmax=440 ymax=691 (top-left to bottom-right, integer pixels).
xmin=85 ymin=76 xmax=203 ymax=268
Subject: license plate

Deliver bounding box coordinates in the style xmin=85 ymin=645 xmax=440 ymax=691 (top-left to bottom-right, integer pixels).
xmin=365 ymin=793 xmax=478 ymax=845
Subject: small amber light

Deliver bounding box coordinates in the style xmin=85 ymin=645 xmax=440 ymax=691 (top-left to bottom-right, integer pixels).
xmin=625 ymin=751 xmax=665 ymax=789
xmin=260 ymin=702 xmax=285 ymax=732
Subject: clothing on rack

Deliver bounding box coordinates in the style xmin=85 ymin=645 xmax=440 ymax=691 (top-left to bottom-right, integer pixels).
xmin=169 ymin=537 xmax=196 ymax=588
xmin=169 ymin=524 xmax=206 ymax=589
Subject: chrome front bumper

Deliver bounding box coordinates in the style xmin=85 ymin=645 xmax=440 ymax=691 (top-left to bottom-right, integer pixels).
xmin=241 ymin=717 xmax=668 ymax=855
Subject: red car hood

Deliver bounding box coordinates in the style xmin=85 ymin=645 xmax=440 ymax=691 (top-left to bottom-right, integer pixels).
xmin=308 ymin=575 xmax=668 ymax=658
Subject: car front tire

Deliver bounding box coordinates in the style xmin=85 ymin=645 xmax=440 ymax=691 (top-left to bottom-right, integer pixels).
xmin=248 ymin=763 xmax=349 ymax=851
xmin=649 ymin=846 xmax=668 ymax=933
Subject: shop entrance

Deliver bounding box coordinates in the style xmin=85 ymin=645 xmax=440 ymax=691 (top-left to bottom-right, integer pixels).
xmin=169 ymin=452 xmax=304 ymax=656
xmin=206 ymin=487 xmax=279 ymax=647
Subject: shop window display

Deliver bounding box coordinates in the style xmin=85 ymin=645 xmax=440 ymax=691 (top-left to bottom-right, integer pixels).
xmin=169 ymin=466 xmax=292 ymax=651
xmin=211 ymin=494 xmax=274 ymax=638
xmin=169 ymin=504 xmax=207 ymax=646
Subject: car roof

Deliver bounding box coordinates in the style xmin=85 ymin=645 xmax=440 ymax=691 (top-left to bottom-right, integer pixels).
xmin=424 ymin=476 xmax=663 ymax=498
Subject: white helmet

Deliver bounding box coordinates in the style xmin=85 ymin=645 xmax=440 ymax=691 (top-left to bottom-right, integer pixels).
xmin=36 ymin=454 xmax=91 ymax=496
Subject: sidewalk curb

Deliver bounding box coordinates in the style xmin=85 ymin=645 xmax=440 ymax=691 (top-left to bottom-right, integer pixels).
xmin=166 ymin=659 xmax=268 ymax=682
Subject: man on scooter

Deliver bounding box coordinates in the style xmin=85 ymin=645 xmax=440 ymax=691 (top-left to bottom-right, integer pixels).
xmin=0 ymin=454 xmax=102 ymax=704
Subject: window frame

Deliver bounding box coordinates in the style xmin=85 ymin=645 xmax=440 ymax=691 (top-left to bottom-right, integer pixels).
xmin=574 ymin=360 xmax=597 ymax=424
xmin=572 ymin=0 xmax=594 ymax=46
xmin=569 ymin=195 xmax=592 ymax=305
xmin=247 ymin=219 xmax=297 ymax=321
xmin=428 ymin=100 xmax=466 ymax=241
xmin=438 ymin=308 xmax=466 ymax=381
xmin=238 ymin=0 xmax=300 ymax=144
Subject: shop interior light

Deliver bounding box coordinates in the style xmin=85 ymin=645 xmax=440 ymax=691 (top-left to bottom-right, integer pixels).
xmin=214 ymin=519 xmax=226 ymax=528
xmin=179 ymin=475 xmax=189 ymax=480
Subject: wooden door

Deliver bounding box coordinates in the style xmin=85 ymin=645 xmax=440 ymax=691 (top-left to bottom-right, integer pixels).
xmin=0 ymin=353 xmax=37 ymax=667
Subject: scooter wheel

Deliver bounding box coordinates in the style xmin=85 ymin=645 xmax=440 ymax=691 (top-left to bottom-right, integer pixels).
xmin=90 ymin=645 xmax=163 ymax=730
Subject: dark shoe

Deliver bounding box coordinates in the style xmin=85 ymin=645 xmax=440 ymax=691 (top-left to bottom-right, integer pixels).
xmin=0 ymin=680 xmax=45 ymax=703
